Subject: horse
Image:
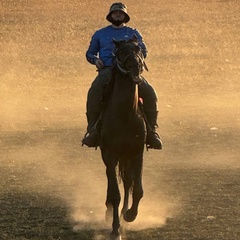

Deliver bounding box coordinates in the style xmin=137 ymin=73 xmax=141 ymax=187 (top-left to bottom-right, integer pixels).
xmin=99 ymin=34 xmax=148 ymax=240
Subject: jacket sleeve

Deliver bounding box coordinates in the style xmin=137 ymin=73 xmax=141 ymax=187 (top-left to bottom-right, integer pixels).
xmin=86 ymin=32 xmax=100 ymax=65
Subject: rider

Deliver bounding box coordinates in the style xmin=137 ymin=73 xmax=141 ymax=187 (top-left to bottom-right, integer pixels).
xmin=82 ymin=2 xmax=162 ymax=149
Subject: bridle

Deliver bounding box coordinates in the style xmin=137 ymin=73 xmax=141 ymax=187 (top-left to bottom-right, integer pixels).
xmin=115 ymin=45 xmax=148 ymax=75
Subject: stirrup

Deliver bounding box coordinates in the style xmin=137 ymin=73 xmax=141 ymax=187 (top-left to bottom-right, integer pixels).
xmin=82 ymin=113 xmax=102 ymax=149
xmin=146 ymin=131 xmax=163 ymax=150
xmin=82 ymin=128 xmax=99 ymax=149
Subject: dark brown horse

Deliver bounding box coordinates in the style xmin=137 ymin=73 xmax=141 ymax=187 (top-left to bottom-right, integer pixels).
xmin=99 ymin=35 xmax=147 ymax=239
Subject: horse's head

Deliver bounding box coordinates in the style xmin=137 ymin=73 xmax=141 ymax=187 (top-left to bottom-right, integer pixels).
xmin=113 ymin=34 xmax=148 ymax=84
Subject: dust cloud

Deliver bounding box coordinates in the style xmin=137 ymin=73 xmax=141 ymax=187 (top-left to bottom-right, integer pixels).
xmin=1 ymin=135 xmax=175 ymax=230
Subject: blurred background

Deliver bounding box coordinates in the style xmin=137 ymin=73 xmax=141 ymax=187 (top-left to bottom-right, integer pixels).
xmin=1 ymin=0 xmax=239 ymax=133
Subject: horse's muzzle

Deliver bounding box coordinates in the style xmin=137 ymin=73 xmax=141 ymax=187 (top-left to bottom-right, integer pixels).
xmin=133 ymin=75 xmax=143 ymax=84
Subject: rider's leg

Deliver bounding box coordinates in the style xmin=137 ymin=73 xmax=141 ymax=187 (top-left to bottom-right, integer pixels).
xmin=82 ymin=111 xmax=101 ymax=147
xmin=82 ymin=76 xmax=102 ymax=147
xmin=138 ymin=79 xmax=163 ymax=149
xmin=82 ymin=68 xmax=112 ymax=147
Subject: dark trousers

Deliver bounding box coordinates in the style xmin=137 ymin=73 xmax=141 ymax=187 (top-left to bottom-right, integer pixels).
xmin=86 ymin=67 xmax=158 ymax=114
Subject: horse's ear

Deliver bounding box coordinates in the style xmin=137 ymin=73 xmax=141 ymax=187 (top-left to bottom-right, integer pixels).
xmin=113 ymin=38 xmax=120 ymax=47
xmin=132 ymin=34 xmax=138 ymax=43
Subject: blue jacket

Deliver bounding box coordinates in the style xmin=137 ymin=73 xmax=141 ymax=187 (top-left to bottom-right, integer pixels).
xmin=86 ymin=25 xmax=147 ymax=67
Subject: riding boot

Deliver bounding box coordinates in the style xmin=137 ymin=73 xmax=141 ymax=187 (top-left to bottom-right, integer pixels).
xmin=82 ymin=112 xmax=100 ymax=147
xmin=145 ymin=111 xmax=163 ymax=149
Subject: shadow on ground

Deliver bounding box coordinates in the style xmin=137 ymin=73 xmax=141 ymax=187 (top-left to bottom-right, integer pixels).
xmin=0 ymin=192 xmax=94 ymax=240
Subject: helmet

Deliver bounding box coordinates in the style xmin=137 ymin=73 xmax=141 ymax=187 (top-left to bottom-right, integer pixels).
xmin=106 ymin=2 xmax=130 ymax=23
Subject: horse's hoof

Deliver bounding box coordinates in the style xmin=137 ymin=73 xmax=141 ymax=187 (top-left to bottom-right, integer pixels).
xmin=123 ymin=209 xmax=137 ymax=222
xmin=110 ymin=233 xmax=121 ymax=240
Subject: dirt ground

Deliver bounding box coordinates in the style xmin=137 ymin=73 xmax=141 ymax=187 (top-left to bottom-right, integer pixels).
xmin=0 ymin=0 xmax=240 ymax=239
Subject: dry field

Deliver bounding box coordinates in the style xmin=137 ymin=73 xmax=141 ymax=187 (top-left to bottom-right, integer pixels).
xmin=0 ymin=0 xmax=240 ymax=239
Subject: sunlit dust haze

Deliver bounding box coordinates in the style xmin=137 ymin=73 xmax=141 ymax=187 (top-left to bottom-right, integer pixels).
xmin=1 ymin=0 xmax=240 ymax=237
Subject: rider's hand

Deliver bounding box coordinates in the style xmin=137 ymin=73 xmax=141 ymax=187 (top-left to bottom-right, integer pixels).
xmin=95 ymin=59 xmax=104 ymax=70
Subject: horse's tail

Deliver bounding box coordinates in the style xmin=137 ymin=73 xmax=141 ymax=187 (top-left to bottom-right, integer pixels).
xmin=118 ymin=157 xmax=134 ymax=191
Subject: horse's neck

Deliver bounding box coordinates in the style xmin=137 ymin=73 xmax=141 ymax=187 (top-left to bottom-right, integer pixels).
xmin=111 ymin=72 xmax=139 ymax=113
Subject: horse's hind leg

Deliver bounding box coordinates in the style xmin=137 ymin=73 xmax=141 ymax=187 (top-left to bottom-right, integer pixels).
xmin=121 ymin=181 xmax=130 ymax=216
xmin=121 ymin=163 xmax=133 ymax=218
xmin=124 ymin=157 xmax=143 ymax=222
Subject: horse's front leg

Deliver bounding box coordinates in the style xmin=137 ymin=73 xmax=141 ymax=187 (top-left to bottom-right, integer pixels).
xmin=105 ymin=164 xmax=121 ymax=237
xmin=124 ymin=176 xmax=143 ymax=222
